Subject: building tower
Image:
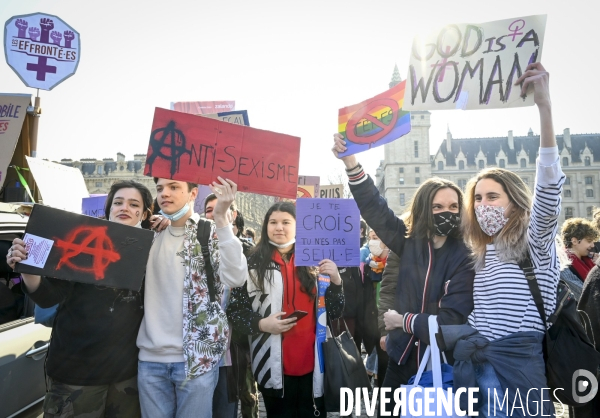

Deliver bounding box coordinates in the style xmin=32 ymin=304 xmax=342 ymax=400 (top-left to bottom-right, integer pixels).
xmin=376 ymin=66 xmax=432 ymax=214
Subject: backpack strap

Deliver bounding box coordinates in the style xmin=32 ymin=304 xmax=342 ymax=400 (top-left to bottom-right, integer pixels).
xmin=196 ymin=219 xmax=217 ymax=303
xmin=518 ymin=252 xmax=548 ymax=329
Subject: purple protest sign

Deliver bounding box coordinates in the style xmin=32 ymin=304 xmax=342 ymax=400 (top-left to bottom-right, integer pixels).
xmin=295 ymin=198 xmax=360 ymax=267
xmin=82 ymin=194 xmax=107 ymax=218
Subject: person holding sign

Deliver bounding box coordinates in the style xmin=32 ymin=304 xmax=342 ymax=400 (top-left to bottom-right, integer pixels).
xmin=5 ymin=180 xmax=155 ymax=418
xmin=442 ymin=63 xmax=562 ymax=417
xmin=332 ymin=131 xmax=475 ymax=414
xmin=136 ymin=177 xmax=248 ymax=418
xmin=227 ymin=201 xmax=345 ymax=417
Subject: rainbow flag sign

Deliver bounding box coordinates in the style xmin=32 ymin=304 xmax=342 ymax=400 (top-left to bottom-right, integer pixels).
xmin=338 ymin=80 xmax=411 ymax=157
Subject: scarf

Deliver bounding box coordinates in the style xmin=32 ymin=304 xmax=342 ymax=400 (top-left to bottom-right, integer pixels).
xmin=567 ymin=251 xmax=595 ymax=281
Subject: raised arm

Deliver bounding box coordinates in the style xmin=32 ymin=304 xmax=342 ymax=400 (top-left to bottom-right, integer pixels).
xmin=331 ymin=134 xmax=408 ymax=256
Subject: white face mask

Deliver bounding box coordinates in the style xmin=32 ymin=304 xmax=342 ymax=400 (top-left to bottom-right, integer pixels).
xmin=369 ymin=240 xmax=384 ymax=257
xmin=475 ymin=204 xmax=510 ymax=236
xmin=269 ymin=238 xmax=296 ymax=249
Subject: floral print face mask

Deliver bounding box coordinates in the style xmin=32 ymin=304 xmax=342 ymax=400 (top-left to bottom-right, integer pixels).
xmin=475 ymin=204 xmax=509 ymax=236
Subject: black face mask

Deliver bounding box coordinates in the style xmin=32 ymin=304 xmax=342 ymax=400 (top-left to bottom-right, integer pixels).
xmin=433 ymin=211 xmax=460 ymax=237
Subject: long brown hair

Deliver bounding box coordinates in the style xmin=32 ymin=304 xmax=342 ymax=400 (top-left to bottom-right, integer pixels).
xmin=249 ymin=202 xmax=317 ymax=299
xmin=462 ymin=168 xmax=532 ymax=271
xmin=403 ymin=178 xmax=464 ymax=239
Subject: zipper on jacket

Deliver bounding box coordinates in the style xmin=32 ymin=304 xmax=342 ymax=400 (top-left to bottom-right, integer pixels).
xmin=399 ymin=241 xmax=433 ymax=365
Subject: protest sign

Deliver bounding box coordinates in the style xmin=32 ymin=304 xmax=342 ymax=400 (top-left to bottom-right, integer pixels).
xmin=4 ymin=13 xmax=81 ymax=90
xmin=26 ymin=156 xmax=89 ymax=213
xmin=193 ymin=185 xmax=213 ymax=216
xmin=144 ymin=108 xmax=301 ymax=199
xmin=170 ymin=101 xmax=235 ymax=115
xmin=0 ymin=93 xmax=30 ymax=189
xmin=338 ymin=81 xmax=411 ymax=157
xmin=295 ymin=198 xmax=360 ymax=267
xmin=201 ymin=110 xmax=249 ymax=126
xmin=319 ymin=184 xmax=344 ymax=199
xmin=405 ymin=14 xmax=547 ymax=111
xmin=298 ymin=175 xmax=320 ymax=197
xmin=297 ymin=185 xmax=314 ymax=198
xmin=82 ymin=194 xmax=107 ymax=218
xmin=14 ymin=205 xmax=153 ymax=291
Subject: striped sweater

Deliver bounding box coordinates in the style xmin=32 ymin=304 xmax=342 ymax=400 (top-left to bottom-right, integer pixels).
xmin=468 ymin=147 xmax=565 ymax=340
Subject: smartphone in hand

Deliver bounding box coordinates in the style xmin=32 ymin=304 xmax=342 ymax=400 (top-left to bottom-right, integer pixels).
xmin=282 ymin=310 xmax=308 ymax=321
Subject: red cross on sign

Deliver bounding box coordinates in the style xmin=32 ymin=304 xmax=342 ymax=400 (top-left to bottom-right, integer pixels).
xmin=345 ymin=98 xmax=399 ymax=145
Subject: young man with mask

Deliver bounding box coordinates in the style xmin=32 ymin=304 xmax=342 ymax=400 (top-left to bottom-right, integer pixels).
xmin=137 ymin=177 xmax=248 ymax=418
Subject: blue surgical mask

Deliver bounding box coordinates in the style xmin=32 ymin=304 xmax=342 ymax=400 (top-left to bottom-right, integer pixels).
xmin=160 ymin=203 xmax=190 ymax=222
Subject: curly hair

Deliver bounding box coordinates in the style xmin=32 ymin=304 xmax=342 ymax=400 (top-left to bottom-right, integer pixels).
xmin=562 ymin=217 xmax=599 ymax=247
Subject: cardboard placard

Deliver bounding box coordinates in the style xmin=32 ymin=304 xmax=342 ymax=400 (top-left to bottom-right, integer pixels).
xmin=201 ymin=110 xmax=249 ymax=126
xmin=144 ymin=108 xmax=301 ymax=199
xmin=319 ymin=184 xmax=344 ymax=199
xmin=297 ymin=185 xmax=315 ymax=198
xmin=26 ymin=156 xmax=89 ymax=213
xmin=405 ymin=14 xmax=547 ymax=111
xmin=298 ymin=175 xmax=320 ymax=197
xmin=82 ymin=194 xmax=107 ymax=218
xmin=338 ymin=81 xmax=411 ymax=157
xmin=295 ymin=198 xmax=360 ymax=267
xmin=0 ymin=93 xmax=30 ymax=189
xmin=4 ymin=13 xmax=81 ymax=91
xmin=14 ymin=205 xmax=153 ymax=291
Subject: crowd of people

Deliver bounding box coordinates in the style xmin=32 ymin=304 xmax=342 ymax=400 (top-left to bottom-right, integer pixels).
xmin=3 ymin=62 xmax=600 ymax=418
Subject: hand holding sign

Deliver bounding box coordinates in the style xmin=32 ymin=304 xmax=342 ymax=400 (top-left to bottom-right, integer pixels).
xmin=515 ymin=62 xmax=550 ymax=108
xmin=210 ymin=177 xmax=237 ymax=228
xmin=332 ymin=133 xmax=359 ymax=170
xmin=318 ymin=259 xmax=342 ymax=285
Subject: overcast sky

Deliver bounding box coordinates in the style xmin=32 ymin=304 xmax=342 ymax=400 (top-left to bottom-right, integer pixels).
xmin=1 ymin=0 xmax=598 ymax=181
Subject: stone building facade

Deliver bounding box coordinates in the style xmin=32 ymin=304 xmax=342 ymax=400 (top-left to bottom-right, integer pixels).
xmin=375 ymin=113 xmax=600 ymax=223
xmin=59 ymin=153 xmax=274 ymax=235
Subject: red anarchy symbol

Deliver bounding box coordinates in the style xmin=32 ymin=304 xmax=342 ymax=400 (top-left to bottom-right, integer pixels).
xmin=345 ymin=98 xmax=399 ymax=145
xmin=55 ymin=226 xmax=121 ymax=280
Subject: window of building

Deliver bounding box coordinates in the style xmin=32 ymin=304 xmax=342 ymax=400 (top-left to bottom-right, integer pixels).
xmin=97 ymin=166 xmax=103 ymax=175
xmin=565 ymin=207 xmax=574 ymax=219
xmin=564 ymin=190 xmax=571 ymax=198
xmin=587 ymin=207 xmax=594 ymax=217
xmin=520 ymin=158 xmax=526 ymax=168
xmin=585 ymin=156 xmax=591 ymax=166
xmin=562 ymin=157 xmax=569 ymax=167
xmin=438 ymin=161 xmax=444 ymax=171
xmin=459 ymin=160 xmax=464 ymax=170
xmin=415 ymin=177 xmax=420 ymax=185
xmin=586 ymin=189 xmax=594 ymax=198
xmin=458 ymin=179 xmax=467 ymax=190
xmin=565 ymin=176 xmax=571 ymax=185
xmin=499 ymin=159 xmax=505 ymax=168
xmin=399 ymin=178 xmax=404 ymax=185
xmin=478 ymin=160 xmax=484 ymax=169
xmin=414 ymin=141 xmax=419 ymax=158
xmin=415 ymin=167 xmax=420 ymax=173
xmin=400 ymin=193 xmax=405 ymax=206
xmin=521 ymin=177 xmax=529 ymax=185
xmin=95 ymin=182 xmax=102 ymax=187
xmin=585 ymin=176 xmax=593 ymax=185
xmin=120 ymin=165 xmax=124 ymax=171
xmin=399 ymin=167 xmax=404 ymax=174
xmin=411 ymin=115 xmax=414 ymax=120
xmin=421 ymin=115 xmax=424 ymax=119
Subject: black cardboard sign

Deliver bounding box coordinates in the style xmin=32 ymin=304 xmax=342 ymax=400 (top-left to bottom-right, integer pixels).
xmin=14 ymin=205 xmax=153 ymax=291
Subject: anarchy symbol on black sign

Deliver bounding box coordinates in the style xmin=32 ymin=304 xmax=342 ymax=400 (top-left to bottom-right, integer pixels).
xmin=146 ymin=121 xmax=191 ymax=178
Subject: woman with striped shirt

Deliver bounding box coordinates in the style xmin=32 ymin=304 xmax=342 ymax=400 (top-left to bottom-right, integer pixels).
xmin=447 ymin=62 xmax=563 ymax=417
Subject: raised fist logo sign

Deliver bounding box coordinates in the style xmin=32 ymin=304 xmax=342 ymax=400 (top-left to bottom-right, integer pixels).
xmin=28 ymin=27 xmax=41 ymax=41
xmin=63 ymin=30 xmax=75 ymax=48
xmin=50 ymin=31 xmax=62 ymax=45
xmin=15 ymin=19 xmax=28 ymax=37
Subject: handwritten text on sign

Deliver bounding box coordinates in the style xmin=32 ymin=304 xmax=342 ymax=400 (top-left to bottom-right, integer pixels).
xmin=144 ymin=108 xmax=301 ymax=199
xmin=405 ymin=15 xmax=547 ymax=111
xmin=295 ymin=198 xmax=360 ymax=267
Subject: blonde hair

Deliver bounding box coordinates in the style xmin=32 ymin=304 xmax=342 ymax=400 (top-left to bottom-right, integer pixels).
xmin=462 ymin=168 xmax=532 ymax=271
